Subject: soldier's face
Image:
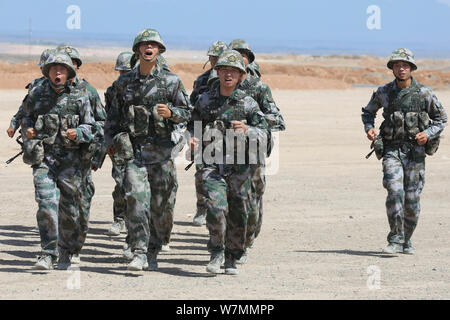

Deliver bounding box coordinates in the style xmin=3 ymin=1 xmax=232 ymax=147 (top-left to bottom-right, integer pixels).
xmin=71 ymin=59 xmax=80 ymax=70
xmin=209 ymin=56 xmax=219 ymax=68
xmin=392 ymin=61 xmax=412 ymax=80
xmin=49 ymin=65 xmax=69 ymax=86
xmin=139 ymin=41 xmax=160 ymax=61
xmin=239 ymin=52 xmax=249 ymax=66
xmin=218 ymin=67 xmax=243 ymax=89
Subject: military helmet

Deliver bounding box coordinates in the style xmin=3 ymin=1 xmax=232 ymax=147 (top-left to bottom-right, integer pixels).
xmin=132 ymin=28 xmax=166 ymax=54
xmin=115 ymin=52 xmax=133 ymax=71
xmin=247 ymin=60 xmax=261 ymax=78
xmin=214 ymin=49 xmax=246 ymax=73
xmin=42 ymin=52 xmax=77 ymax=79
xmin=228 ymin=39 xmax=255 ymax=63
xmin=387 ymin=48 xmax=417 ymax=71
xmin=56 ymin=45 xmax=82 ymax=68
xmin=207 ymin=41 xmax=228 ymax=57
xmin=38 ymin=49 xmax=56 ymax=68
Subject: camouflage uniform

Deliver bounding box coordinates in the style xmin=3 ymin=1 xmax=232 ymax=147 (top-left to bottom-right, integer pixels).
xmin=105 ymin=29 xmax=192 ymax=269
xmin=238 ymin=72 xmax=286 ymax=248
xmin=8 ymin=48 xmax=54 ymax=133
xmin=105 ymin=52 xmax=133 ymax=235
xmin=188 ymin=50 xmax=269 ymax=271
xmin=9 ymin=77 xmax=46 ymax=132
xmin=190 ymin=41 xmax=228 ymax=226
xmin=71 ymin=76 xmax=106 ymax=250
xmin=229 ymin=40 xmax=286 ymax=250
xmin=57 ymin=46 xmax=107 ymax=249
xmin=361 ymin=49 xmax=447 ymax=249
xmin=21 ymin=53 xmax=94 ymax=266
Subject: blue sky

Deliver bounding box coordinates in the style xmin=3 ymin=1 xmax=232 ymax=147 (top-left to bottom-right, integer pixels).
xmin=1 ymin=0 xmax=450 ymax=57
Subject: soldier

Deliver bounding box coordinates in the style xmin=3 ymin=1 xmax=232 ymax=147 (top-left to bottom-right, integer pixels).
xmin=21 ymin=52 xmax=95 ymax=270
xmin=228 ymin=39 xmax=260 ymax=78
xmin=362 ymin=48 xmax=447 ymax=254
xmin=56 ymin=45 xmax=106 ymax=265
xmin=6 ymin=49 xmax=54 ymax=138
xmin=190 ymin=40 xmax=228 ymax=227
xmin=105 ymin=28 xmax=192 ymax=271
xmin=106 ymin=52 xmax=134 ymax=238
xmin=228 ymin=39 xmax=286 ymax=264
xmin=188 ymin=49 xmax=269 ymax=275
xmin=127 ymin=51 xmax=177 ymax=254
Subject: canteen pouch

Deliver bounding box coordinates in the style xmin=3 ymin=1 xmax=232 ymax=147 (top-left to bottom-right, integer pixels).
xmin=405 ymin=112 xmax=420 ymax=139
xmin=418 ymin=112 xmax=430 ymax=131
xmin=60 ymin=114 xmax=80 ymax=147
xmin=35 ymin=114 xmax=60 ymax=145
xmin=127 ymin=105 xmax=149 ymax=137
xmin=391 ymin=111 xmax=404 ymax=141
xmin=425 ymin=136 xmax=440 ymax=156
xmin=373 ymin=137 xmax=384 ymax=160
xmin=113 ymin=132 xmax=134 ymax=160
xmin=380 ymin=120 xmax=394 ymax=140
xmin=23 ymin=139 xmax=44 ymax=166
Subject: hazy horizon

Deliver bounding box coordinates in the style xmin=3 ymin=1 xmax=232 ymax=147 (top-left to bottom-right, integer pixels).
xmin=1 ymin=0 xmax=450 ymax=58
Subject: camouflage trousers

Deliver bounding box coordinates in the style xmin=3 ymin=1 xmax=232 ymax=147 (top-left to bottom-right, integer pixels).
xmin=246 ymin=164 xmax=266 ymax=248
xmin=32 ymin=159 xmax=83 ymax=257
xmin=199 ymin=164 xmax=252 ymax=260
xmin=382 ymin=148 xmax=425 ymax=245
xmin=194 ymin=166 xmax=207 ymax=216
xmin=124 ymin=159 xmax=177 ymax=255
xmin=110 ymin=155 xmax=127 ymax=223
xmin=78 ymin=162 xmax=95 ymax=253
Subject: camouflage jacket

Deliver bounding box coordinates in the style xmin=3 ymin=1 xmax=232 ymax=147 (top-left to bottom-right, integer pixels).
xmin=105 ymin=62 xmax=192 ymax=164
xmin=188 ymin=85 xmax=269 ymax=167
xmin=72 ymin=77 xmax=106 ymax=168
xmin=247 ymin=61 xmax=261 ymax=78
xmin=361 ymin=78 xmax=447 ymax=141
xmin=190 ymin=69 xmax=213 ymax=105
xmin=21 ymin=79 xmax=95 ymax=164
xmin=237 ymin=74 xmax=285 ymax=132
xmin=9 ymin=76 xmax=46 ymax=130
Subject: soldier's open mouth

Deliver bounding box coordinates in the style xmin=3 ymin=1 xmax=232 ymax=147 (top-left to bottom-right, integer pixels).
xmin=55 ymin=77 xmax=61 ymax=84
xmin=144 ymin=51 xmax=153 ymax=58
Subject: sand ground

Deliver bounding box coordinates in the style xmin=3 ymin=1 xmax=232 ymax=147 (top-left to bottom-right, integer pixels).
xmin=0 ymin=88 xmax=449 ymax=300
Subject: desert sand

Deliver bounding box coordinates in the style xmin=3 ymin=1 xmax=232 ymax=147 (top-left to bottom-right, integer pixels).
xmin=0 ymin=45 xmax=449 ymax=300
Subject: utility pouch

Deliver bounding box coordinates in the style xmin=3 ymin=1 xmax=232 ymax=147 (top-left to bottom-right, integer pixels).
xmin=391 ymin=111 xmax=404 ymax=140
xmin=35 ymin=114 xmax=60 ymax=145
xmin=405 ymin=112 xmax=420 ymax=139
xmin=380 ymin=120 xmax=394 ymax=140
xmin=127 ymin=105 xmax=149 ymax=137
xmin=418 ymin=112 xmax=430 ymax=131
xmin=425 ymin=136 xmax=440 ymax=156
xmin=60 ymin=114 xmax=80 ymax=147
xmin=373 ymin=137 xmax=384 ymax=160
xmin=113 ymin=132 xmax=134 ymax=160
xmin=23 ymin=139 xmax=44 ymax=165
